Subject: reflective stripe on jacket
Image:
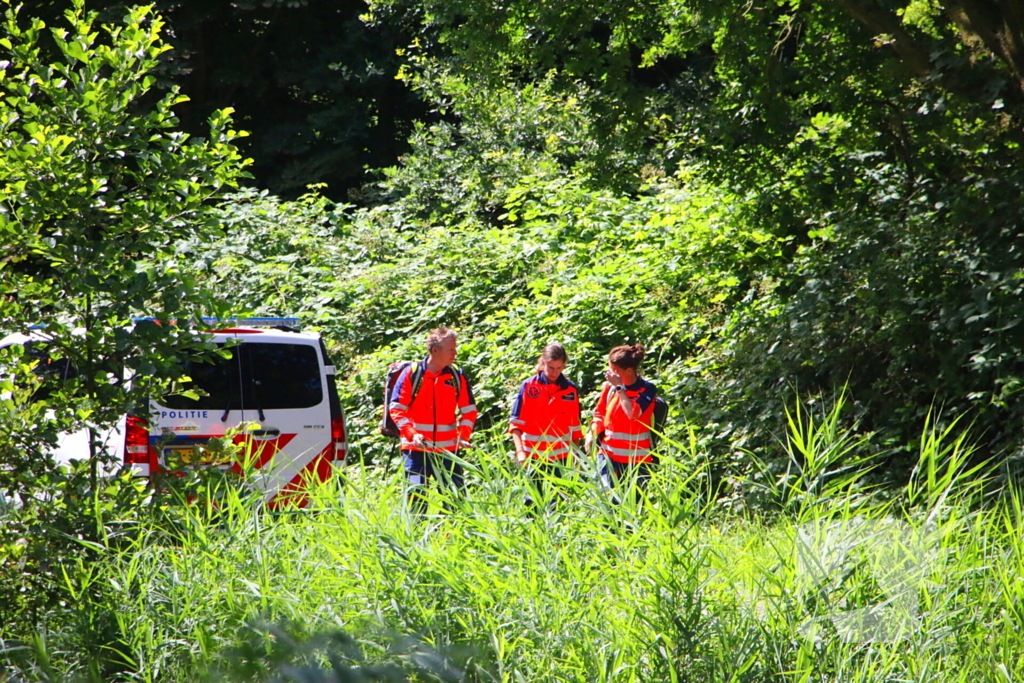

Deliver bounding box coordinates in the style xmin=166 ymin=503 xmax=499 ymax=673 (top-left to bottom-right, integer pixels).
xmin=591 ymin=379 xmax=657 ymax=463
xmin=509 ymin=373 xmax=582 ymax=460
xmin=389 ymin=359 xmax=477 ymax=453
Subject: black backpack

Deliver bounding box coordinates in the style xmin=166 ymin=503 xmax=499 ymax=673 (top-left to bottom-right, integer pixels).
xmin=650 ymin=395 xmax=669 ymax=449
xmin=380 ymin=361 xmax=462 ymax=438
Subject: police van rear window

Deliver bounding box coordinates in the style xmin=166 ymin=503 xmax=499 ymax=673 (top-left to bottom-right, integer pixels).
xmin=161 ymin=343 xmax=323 ymax=411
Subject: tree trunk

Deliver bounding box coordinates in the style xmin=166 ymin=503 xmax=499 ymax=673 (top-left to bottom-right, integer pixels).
xmin=833 ymin=0 xmax=1024 ymax=111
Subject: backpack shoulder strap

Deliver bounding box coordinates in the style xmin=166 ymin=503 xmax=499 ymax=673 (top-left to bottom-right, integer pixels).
xmin=409 ymin=361 xmax=426 ymax=402
xmin=407 ymin=363 xmax=463 ymax=405
xmin=447 ymin=364 xmax=463 ymax=402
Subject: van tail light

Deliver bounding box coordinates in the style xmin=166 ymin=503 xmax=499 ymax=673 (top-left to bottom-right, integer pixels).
xmin=330 ymin=413 xmax=347 ymax=461
xmin=124 ymin=416 xmax=151 ymax=464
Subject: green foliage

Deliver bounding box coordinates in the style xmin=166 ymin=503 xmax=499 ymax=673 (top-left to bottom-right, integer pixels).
xmin=376 ymin=60 xmax=656 ymax=216
xmin=9 ymin=0 xmax=1024 ymax=678
xmin=0 ymin=348 xmax=57 ymax=497
xmin=364 ymin=0 xmax=1024 ymax=466
xmin=2 ymin=416 xmax=1022 ymax=682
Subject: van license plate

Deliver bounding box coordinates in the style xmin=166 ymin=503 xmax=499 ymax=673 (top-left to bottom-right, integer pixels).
xmin=164 ymin=447 xmax=223 ymax=468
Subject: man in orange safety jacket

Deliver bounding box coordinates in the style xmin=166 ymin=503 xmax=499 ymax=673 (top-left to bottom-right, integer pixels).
xmin=389 ymin=327 xmax=477 ymax=509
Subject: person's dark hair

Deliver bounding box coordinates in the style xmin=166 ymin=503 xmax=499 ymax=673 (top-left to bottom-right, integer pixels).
xmin=535 ymin=342 xmax=568 ymax=373
xmin=427 ymin=326 xmax=457 ymax=350
xmin=608 ymin=344 xmax=645 ymax=370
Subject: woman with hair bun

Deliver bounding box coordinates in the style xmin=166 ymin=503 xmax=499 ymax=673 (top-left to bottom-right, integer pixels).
xmin=508 ymin=342 xmax=582 ymax=507
xmin=585 ymin=344 xmax=658 ymax=501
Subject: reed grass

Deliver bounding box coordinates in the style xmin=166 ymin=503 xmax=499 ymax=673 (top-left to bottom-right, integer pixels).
xmin=2 ymin=402 xmax=1022 ymax=682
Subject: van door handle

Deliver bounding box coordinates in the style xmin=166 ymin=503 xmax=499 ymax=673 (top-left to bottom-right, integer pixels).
xmin=251 ymin=429 xmax=280 ymax=438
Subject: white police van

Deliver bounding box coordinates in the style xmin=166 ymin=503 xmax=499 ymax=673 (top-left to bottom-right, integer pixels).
xmin=1 ymin=319 xmax=347 ymax=507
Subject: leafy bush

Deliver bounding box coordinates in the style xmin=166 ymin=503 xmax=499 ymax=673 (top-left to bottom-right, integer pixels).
xmin=0 ymin=0 xmax=247 ymax=469
xmin=356 ymin=0 xmax=1024 ymax=478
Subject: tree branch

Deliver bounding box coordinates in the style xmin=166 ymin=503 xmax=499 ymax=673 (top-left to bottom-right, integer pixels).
xmin=835 ymin=0 xmax=1024 ymax=112
xmin=834 ymin=0 xmax=933 ymax=77
xmin=944 ymin=0 xmax=1024 ymax=92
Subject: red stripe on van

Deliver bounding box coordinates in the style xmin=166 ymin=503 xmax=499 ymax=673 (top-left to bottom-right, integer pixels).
xmin=229 ymin=433 xmax=297 ymax=474
xmin=266 ymin=442 xmax=336 ymax=509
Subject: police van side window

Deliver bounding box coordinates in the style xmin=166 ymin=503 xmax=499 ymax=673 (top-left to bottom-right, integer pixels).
xmin=243 ymin=343 xmax=322 ymax=409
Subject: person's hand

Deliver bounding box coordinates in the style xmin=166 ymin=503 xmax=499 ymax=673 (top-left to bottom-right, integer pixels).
xmin=584 ymin=434 xmax=594 ymax=454
xmin=457 ymin=437 xmax=473 ymax=450
xmin=411 ymin=433 xmax=426 ymax=450
xmin=515 ymin=449 xmax=528 ymax=467
xmin=605 ymin=369 xmax=623 ymax=387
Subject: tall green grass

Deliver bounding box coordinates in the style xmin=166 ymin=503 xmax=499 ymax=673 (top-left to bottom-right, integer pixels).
xmin=2 ymin=404 xmax=1023 ymax=682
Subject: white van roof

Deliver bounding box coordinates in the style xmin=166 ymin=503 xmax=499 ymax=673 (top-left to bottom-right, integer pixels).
xmin=1 ymin=321 xmax=319 ymax=350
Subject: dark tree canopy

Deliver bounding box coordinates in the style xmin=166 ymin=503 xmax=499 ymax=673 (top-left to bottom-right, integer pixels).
xmin=20 ymin=0 xmax=428 ymax=199
xmin=160 ymin=0 xmax=426 ymax=200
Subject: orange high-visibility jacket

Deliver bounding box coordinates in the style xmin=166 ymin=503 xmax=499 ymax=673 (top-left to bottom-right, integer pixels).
xmin=591 ymin=379 xmax=657 ymax=463
xmin=389 ymin=360 xmax=477 ymax=453
xmin=508 ymin=373 xmax=582 ymax=460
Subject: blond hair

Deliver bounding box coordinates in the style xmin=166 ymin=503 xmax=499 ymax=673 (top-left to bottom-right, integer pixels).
xmin=426 ymin=326 xmax=457 ymax=350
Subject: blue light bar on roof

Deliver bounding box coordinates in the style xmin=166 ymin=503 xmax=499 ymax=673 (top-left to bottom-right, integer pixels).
xmin=132 ymin=317 xmax=302 ymax=330
xmin=201 ymin=317 xmax=302 ymax=329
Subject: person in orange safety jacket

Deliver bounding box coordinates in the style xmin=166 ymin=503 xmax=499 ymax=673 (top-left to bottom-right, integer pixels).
xmin=389 ymin=327 xmax=477 ymax=510
xmin=509 ymin=343 xmax=582 ymax=507
xmin=585 ymin=344 xmax=657 ymax=503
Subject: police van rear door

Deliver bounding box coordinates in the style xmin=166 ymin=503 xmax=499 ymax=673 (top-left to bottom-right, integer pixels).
xmin=236 ymin=337 xmax=331 ymax=499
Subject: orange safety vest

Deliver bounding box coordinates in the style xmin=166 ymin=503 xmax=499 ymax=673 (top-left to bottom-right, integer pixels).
xmin=389 ymin=360 xmax=477 ymax=453
xmin=591 ymin=380 xmax=657 ymax=463
xmin=508 ymin=373 xmax=582 ymax=460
